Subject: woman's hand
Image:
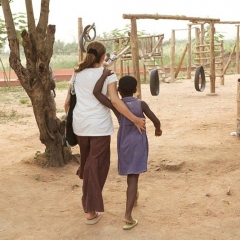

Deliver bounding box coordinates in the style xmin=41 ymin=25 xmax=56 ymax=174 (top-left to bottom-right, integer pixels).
xmin=132 ymin=117 xmax=146 ymax=134
xmin=108 ymin=82 xmax=146 ymax=134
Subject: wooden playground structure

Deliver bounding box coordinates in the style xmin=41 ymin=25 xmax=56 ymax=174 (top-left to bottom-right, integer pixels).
xmin=78 ymin=15 xmax=240 ymax=99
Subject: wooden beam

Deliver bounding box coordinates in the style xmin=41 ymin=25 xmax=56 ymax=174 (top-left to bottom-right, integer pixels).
xmin=78 ymin=18 xmax=83 ymax=62
xmin=122 ymin=14 xmax=220 ymax=23
xmin=216 ymin=21 xmax=240 ymax=24
xmin=98 ymin=34 xmax=164 ymax=42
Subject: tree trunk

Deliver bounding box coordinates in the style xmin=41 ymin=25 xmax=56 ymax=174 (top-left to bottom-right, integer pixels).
xmin=1 ymin=0 xmax=72 ymax=166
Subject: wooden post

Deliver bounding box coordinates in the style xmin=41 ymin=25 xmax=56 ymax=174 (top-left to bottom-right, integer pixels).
xmin=120 ymin=60 xmax=123 ymax=78
xmin=195 ymin=27 xmax=202 ymax=84
xmin=143 ymin=64 xmax=147 ymax=82
xmin=170 ymin=30 xmax=175 ymax=82
xmin=209 ymin=21 xmax=216 ymax=93
xmin=119 ymin=39 xmax=123 ymax=77
xmin=195 ymin=27 xmax=200 ymax=66
xmin=130 ymin=18 xmax=141 ymax=99
xmin=187 ymin=24 xmax=192 ymax=79
xmin=200 ymin=23 xmax=205 ymax=66
xmin=237 ymin=78 xmax=240 ymax=137
xmin=78 ymin=18 xmax=83 ymax=62
xmin=236 ymin=26 xmax=240 ymax=74
xmin=220 ymin=40 xmax=224 ymax=85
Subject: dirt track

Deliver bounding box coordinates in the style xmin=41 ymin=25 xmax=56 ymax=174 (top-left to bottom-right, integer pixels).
xmin=0 ymin=74 xmax=240 ymax=239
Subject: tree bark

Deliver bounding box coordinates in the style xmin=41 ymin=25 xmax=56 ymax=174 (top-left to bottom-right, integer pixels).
xmin=1 ymin=0 xmax=72 ymax=166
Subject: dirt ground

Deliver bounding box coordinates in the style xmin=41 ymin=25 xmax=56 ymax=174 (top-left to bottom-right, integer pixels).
xmin=0 ymin=74 xmax=240 ymax=240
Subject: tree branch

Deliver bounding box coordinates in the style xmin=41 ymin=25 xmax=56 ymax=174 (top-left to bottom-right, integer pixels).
xmin=1 ymin=0 xmax=29 ymax=89
xmin=25 ymin=0 xmax=36 ymax=41
xmin=45 ymin=24 xmax=55 ymax=62
xmin=36 ymin=0 xmax=50 ymax=41
xmin=1 ymin=0 xmax=17 ymax=46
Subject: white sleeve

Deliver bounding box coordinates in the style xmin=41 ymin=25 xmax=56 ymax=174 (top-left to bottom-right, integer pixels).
xmin=106 ymin=73 xmax=118 ymax=85
xmin=69 ymin=73 xmax=75 ymax=84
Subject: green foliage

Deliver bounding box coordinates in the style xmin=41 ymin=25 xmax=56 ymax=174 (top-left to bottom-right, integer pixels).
xmin=0 ymin=12 xmax=27 ymax=52
xmin=53 ymin=40 xmax=78 ymax=55
xmin=0 ymin=18 xmax=7 ymax=50
xmin=0 ymin=0 xmax=14 ymax=6
xmin=105 ymin=24 xmax=147 ymax=39
xmin=204 ymin=24 xmax=225 ymax=44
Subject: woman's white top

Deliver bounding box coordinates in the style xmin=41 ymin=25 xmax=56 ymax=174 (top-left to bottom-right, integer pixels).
xmin=69 ymin=67 xmax=117 ymax=136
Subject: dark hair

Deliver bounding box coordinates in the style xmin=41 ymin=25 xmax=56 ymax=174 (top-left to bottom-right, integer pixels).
xmin=74 ymin=41 xmax=106 ymax=72
xmin=118 ymin=76 xmax=137 ymax=95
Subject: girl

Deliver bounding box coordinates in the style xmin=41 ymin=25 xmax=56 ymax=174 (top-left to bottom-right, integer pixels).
xmin=94 ymin=73 xmax=162 ymax=230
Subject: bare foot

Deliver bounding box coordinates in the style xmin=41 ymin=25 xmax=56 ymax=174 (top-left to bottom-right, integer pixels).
xmin=86 ymin=211 xmax=97 ymax=220
xmin=123 ymin=217 xmax=134 ymax=224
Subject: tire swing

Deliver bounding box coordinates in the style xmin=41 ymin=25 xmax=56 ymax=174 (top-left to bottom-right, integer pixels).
xmin=150 ymin=69 xmax=160 ymax=96
xmin=194 ymin=66 xmax=206 ymax=92
xmin=79 ymin=24 xmax=96 ymax=52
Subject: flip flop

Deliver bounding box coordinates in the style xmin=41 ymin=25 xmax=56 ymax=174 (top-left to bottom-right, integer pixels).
xmin=85 ymin=212 xmax=102 ymax=225
xmin=123 ymin=219 xmax=138 ymax=230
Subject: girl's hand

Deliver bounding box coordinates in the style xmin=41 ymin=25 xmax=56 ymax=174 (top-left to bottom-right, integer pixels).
xmin=155 ymin=129 xmax=162 ymax=137
xmin=102 ymin=67 xmax=114 ymax=78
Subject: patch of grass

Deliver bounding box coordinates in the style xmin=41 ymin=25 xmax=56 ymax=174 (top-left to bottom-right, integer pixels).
xmin=35 ymin=174 xmax=40 ymax=181
xmin=0 ymin=109 xmax=31 ymax=123
xmin=56 ymin=108 xmax=65 ymax=113
xmin=33 ymin=150 xmax=50 ymax=166
xmin=19 ymin=98 xmax=28 ymax=104
xmin=0 ymin=86 xmax=28 ymax=104
xmin=55 ymin=81 xmax=69 ymax=90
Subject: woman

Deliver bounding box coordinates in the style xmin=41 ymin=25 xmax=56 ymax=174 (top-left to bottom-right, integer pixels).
xmin=64 ymin=41 xmax=145 ymax=225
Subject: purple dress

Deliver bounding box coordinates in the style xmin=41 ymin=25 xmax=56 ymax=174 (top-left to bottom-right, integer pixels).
xmin=117 ymin=97 xmax=148 ymax=175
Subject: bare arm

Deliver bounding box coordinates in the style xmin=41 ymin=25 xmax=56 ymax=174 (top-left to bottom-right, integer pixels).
xmin=141 ymin=101 xmax=162 ymax=136
xmin=64 ymin=85 xmax=71 ymax=113
xmin=108 ymin=82 xmax=146 ymax=133
xmin=93 ymin=68 xmax=119 ymax=118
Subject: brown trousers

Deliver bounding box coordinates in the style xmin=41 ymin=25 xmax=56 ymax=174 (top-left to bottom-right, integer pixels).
xmin=76 ymin=135 xmax=111 ymax=213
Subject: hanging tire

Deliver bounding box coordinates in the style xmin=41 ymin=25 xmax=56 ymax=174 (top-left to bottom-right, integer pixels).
xmin=150 ymin=69 xmax=159 ymax=96
xmin=79 ymin=33 xmax=86 ymax=52
xmin=194 ymin=66 xmax=206 ymax=92
xmin=82 ymin=25 xmax=96 ymax=42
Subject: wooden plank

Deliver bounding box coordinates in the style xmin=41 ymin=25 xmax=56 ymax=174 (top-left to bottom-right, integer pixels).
xmin=122 ymin=14 xmax=220 ymax=23
xmin=223 ymin=42 xmax=236 ymax=74
xmin=175 ymin=43 xmax=188 ymax=78
xmin=107 ymin=46 xmax=130 ymax=68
